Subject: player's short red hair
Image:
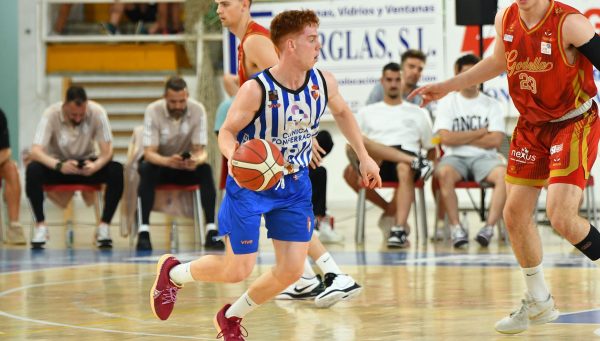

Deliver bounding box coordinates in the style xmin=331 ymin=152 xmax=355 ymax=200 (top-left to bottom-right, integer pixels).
xmin=270 ymin=10 xmax=319 ymax=49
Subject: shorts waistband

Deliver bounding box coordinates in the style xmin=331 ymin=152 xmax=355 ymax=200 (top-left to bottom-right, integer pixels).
xmin=550 ymin=99 xmax=593 ymax=123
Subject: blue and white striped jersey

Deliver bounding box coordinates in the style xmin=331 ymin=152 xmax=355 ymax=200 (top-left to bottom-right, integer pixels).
xmin=238 ymin=68 xmax=328 ymax=169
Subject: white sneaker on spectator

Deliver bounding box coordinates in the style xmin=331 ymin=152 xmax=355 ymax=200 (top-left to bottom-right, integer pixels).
xmin=451 ymin=225 xmax=468 ymax=248
xmin=31 ymin=225 xmax=48 ymax=249
xmin=318 ymin=218 xmax=344 ymax=244
xmin=495 ymin=293 xmax=559 ymax=334
xmin=96 ymin=223 xmax=112 ymax=249
xmin=475 ymin=225 xmax=494 ymax=247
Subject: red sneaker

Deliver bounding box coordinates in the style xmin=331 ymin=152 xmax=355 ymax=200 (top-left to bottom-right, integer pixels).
xmin=150 ymin=254 xmax=182 ymax=320
xmin=213 ymin=304 xmax=248 ymax=340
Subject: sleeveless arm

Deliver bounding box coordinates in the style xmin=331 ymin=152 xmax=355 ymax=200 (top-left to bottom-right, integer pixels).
xmin=218 ymin=80 xmax=263 ymax=160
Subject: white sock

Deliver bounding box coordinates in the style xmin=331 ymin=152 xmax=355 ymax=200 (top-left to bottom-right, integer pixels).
xmin=206 ymin=223 xmax=217 ymax=231
xmin=522 ymin=264 xmax=550 ymax=301
xmin=226 ymin=291 xmax=258 ymax=319
xmin=303 ymin=258 xmax=316 ymax=278
xmin=138 ymin=224 xmax=149 ymax=233
xmin=316 ymin=252 xmax=342 ymax=275
xmin=391 ymin=225 xmax=405 ymax=232
xmin=169 ymin=262 xmax=194 ymax=285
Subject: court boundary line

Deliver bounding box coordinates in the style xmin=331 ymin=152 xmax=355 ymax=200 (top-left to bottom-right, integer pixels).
xmin=0 ymin=272 xmax=213 ymax=340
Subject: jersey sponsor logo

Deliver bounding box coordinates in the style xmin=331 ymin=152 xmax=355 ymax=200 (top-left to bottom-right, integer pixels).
xmin=550 ymin=144 xmax=563 ymax=155
xmin=541 ymin=42 xmax=552 ymax=55
xmin=268 ymin=103 xmax=281 ymax=109
xmin=286 ymin=102 xmax=311 ymax=127
xmin=506 ymin=50 xmax=554 ymax=77
xmin=510 ymin=147 xmax=537 ymax=164
xmin=503 ymin=34 xmax=513 ymax=42
xmin=241 ymin=240 xmax=253 ymax=245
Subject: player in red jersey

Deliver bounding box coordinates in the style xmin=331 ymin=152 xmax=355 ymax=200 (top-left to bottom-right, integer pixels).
xmin=215 ymin=0 xmax=365 ymax=307
xmin=411 ymin=0 xmax=600 ymax=335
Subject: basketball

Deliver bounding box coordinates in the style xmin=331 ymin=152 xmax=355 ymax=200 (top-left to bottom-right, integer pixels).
xmin=231 ymin=139 xmax=284 ymax=191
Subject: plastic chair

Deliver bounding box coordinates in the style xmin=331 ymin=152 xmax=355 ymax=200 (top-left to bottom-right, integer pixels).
xmin=355 ymin=179 xmax=427 ymax=244
xmin=134 ymin=184 xmax=204 ymax=250
xmin=433 ymin=179 xmax=507 ymax=242
xmin=29 ymin=184 xmax=103 ymax=248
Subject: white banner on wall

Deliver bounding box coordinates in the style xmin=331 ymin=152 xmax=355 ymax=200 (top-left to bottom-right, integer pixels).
xmin=445 ymin=0 xmax=600 ymax=116
xmin=223 ymin=0 xmax=445 ymax=114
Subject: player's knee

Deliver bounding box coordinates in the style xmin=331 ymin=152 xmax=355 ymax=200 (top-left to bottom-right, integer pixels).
xmin=503 ymin=202 xmax=526 ymax=230
xmin=546 ymin=207 xmax=571 ymax=233
xmin=224 ymin=264 xmax=254 ymax=283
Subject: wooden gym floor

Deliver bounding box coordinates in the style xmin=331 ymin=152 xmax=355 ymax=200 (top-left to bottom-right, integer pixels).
xmin=0 ymin=202 xmax=599 ymax=340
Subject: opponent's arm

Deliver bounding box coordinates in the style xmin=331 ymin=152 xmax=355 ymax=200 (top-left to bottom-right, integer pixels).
xmin=409 ymin=8 xmax=508 ymax=106
xmin=244 ymin=35 xmax=279 ymax=72
xmin=563 ymin=14 xmax=600 ymax=71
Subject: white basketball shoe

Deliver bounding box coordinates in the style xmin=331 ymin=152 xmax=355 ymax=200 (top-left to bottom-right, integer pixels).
xmin=495 ymin=293 xmax=560 ymax=334
xmin=276 ymin=275 xmax=325 ymax=300
xmin=314 ymin=273 xmax=362 ymax=308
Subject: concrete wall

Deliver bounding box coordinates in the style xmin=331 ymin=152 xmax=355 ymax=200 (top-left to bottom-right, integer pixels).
xmin=0 ymin=0 xmax=19 ymax=157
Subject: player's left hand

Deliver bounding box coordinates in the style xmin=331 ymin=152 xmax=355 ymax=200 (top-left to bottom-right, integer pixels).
xmin=309 ymin=137 xmax=326 ymax=169
xmin=358 ymin=156 xmax=382 ymax=189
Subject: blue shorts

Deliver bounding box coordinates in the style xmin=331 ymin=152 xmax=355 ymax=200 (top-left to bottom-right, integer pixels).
xmin=218 ymin=168 xmax=314 ymax=254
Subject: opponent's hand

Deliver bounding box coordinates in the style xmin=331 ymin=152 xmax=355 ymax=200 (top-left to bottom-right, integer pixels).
xmin=358 ymin=155 xmax=382 ymax=189
xmin=408 ymin=81 xmax=452 ymax=108
xmin=309 ymin=137 xmax=326 ymax=169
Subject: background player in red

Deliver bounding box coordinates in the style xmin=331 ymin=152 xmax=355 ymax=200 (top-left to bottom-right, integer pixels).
xmin=216 ymin=0 xmax=364 ymax=305
xmin=411 ymin=0 xmax=600 ymax=334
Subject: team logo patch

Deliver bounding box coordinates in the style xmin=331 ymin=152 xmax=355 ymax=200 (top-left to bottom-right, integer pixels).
xmin=268 ymin=90 xmax=279 ymax=102
xmin=311 ymin=85 xmax=320 ymax=100
xmin=503 ymin=34 xmax=513 ymax=42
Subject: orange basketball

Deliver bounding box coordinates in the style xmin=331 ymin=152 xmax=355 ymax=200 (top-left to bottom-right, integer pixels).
xmin=231 ymin=139 xmax=284 ymax=191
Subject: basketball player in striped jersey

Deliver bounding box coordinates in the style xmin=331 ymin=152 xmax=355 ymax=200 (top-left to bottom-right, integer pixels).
xmin=216 ymin=0 xmax=364 ymax=306
xmin=411 ymin=0 xmax=600 ymax=334
xmin=150 ymin=10 xmax=381 ymax=339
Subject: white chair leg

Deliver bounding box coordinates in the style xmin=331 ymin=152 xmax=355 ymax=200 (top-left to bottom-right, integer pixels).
xmin=418 ymin=186 xmax=428 ymax=244
xmin=134 ymin=196 xmax=143 ymax=249
xmin=355 ymin=188 xmax=366 ymax=244
xmin=194 ymin=189 xmax=205 ymax=246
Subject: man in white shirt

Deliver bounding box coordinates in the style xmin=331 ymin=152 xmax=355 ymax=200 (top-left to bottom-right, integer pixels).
xmin=345 ymin=62 xmax=434 ymax=248
xmin=433 ymin=54 xmax=507 ymax=248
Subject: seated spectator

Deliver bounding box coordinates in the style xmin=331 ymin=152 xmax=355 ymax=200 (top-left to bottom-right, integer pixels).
xmin=103 ymin=3 xmax=182 ymax=35
xmin=53 ymin=4 xmax=73 ymax=35
xmin=433 ymin=54 xmax=507 ymax=248
xmin=0 ymin=108 xmax=25 ymax=245
xmin=344 ymin=62 xmax=434 ymax=248
xmin=26 ymin=86 xmax=124 ymax=249
xmin=136 ymin=76 xmax=221 ymax=251
xmin=365 ymin=49 xmax=432 ymax=113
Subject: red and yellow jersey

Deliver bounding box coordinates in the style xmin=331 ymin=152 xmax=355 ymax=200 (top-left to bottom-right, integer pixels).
xmin=237 ymin=21 xmax=270 ymax=85
xmin=502 ymin=0 xmax=597 ymax=125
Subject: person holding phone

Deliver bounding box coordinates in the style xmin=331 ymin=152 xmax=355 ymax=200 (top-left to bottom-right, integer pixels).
xmin=26 ymin=86 xmax=124 ymax=249
xmin=136 ymin=76 xmax=220 ymax=251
